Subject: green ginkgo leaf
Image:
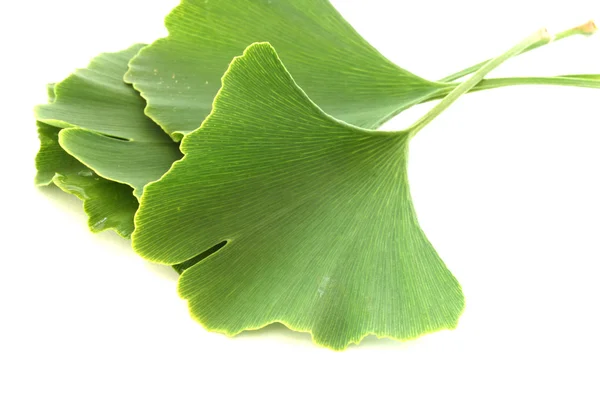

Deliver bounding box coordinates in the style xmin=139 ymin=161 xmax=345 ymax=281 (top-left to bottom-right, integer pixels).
xmin=125 ymin=0 xmax=451 ymax=139
xmin=58 ymin=128 xmax=181 ymax=197
xmin=34 ymin=45 xmax=182 ymax=236
xmin=36 ymin=45 xmax=164 ymax=141
xmin=35 ymin=44 xmax=181 ymax=197
xmin=33 ymin=0 xmax=597 ymax=248
xmin=132 ymin=30 xmax=544 ymax=349
xmin=35 ymin=122 xmax=138 ymax=237
xmin=125 ymin=1 xmax=599 ymax=141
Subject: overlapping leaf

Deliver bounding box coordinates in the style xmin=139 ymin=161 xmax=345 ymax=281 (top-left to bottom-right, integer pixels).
xmin=35 ymin=93 xmax=138 ymax=237
xmin=125 ymin=0 xmax=454 ymax=139
xmin=33 ymin=0 xmax=598 ymax=350
xmin=36 ymin=2 xmax=598 ymax=240
xmin=36 ymin=44 xmax=181 ymax=196
xmin=35 ymin=45 xmax=181 ymax=236
xmin=126 ymin=1 xmax=600 ymax=140
xmin=132 ymin=31 xmax=544 ymax=349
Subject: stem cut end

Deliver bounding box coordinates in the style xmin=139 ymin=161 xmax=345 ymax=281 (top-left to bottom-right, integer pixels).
xmin=579 ymin=20 xmax=597 ymax=35
xmin=538 ymin=28 xmax=552 ymax=42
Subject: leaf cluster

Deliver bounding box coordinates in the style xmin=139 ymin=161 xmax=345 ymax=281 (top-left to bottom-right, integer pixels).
xmin=35 ymin=0 xmax=598 ymax=350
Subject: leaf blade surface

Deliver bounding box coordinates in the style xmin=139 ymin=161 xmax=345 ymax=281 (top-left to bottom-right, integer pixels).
xmin=132 ymin=43 xmax=465 ymax=350
xmin=125 ymin=0 xmax=448 ymax=138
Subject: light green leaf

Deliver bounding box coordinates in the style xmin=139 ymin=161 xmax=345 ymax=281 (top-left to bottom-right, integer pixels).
xmin=132 ymin=31 xmax=542 ymax=349
xmin=58 ymin=128 xmax=182 ymax=197
xmin=35 ymin=122 xmax=137 ymax=238
xmin=133 ymin=43 xmax=460 ymax=349
xmin=34 ymin=46 xmax=179 ymax=236
xmin=125 ymin=0 xmax=450 ymax=139
xmin=53 ymin=173 xmax=138 ymax=238
xmin=125 ymin=1 xmax=598 ymax=141
xmin=35 ymin=120 xmax=81 ymax=187
xmin=35 ymin=44 xmax=181 ymax=196
xmin=36 ymin=44 xmax=169 ymax=142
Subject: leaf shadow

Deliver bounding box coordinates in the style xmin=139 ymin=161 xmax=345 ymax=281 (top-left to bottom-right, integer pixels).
xmin=37 ymin=183 xmax=86 ymax=218
xmin=235 ymin=322 xmax=409 ymax=351
xmin=235 ymin=322 xmax=314 ymax=347
xmin=142 ymin=261 xmax=179 ymax=282
xmin=37 ymin=184 xmax=179 ymax=283
xmin=351 ymin=335 xmax=412 ymax=351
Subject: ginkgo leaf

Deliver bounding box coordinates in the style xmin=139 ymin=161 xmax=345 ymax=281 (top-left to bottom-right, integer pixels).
xmin=125 ymin=0 xmax=451 ymax=139
xmin=35 ymin=44 xmax=181 ymax=197
xmin=53 ymin=172 xmax=138 ymax=238
xmin=36 ymin=44 xmax=166 ymax=141
xmin=35 ymin=122 xmax=137 ymax=237
xmin=125 ymin=1 xmax=599 ymax=141
xmin=34 ymin=45 xmax=181 ymax=236
xmin=35 ymin=117 xmax=81 ymax=187
xmin=58 ymin=128 xmax=182 ymax=197
xmin=132 ymin=31 xmax=544 ymax=349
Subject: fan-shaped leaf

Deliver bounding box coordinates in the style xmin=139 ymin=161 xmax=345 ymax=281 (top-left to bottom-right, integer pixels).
xmin=35 ymin=44 xmax=181 ymax=197
xmin=132 ymin=27 xmax=544 ymax=348
xmin=125 ymin=0 xmax=451 ymax=139
xmin=35 ymin=122 xmax=137 ymax=237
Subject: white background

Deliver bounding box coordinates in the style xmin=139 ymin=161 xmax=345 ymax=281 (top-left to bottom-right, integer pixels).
xmin=1 ymin=1 xmax=599 ymax=399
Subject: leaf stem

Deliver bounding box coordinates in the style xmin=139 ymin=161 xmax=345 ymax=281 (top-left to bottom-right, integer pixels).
xmin=440 ymin=20 xmax=597 ymax=83
xmin=428 ymin=75 xmax=600 ymax=100
xmin=470 ymin=75 xmax=600 ymax=91
xmin=407 ymin=29 xmax=550 ymax=137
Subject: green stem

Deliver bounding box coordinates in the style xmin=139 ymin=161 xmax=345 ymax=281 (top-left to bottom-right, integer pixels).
xmin=472 ymin=76 xmax=600 ymax=91
xmin=560 ymin=74 xmax=600 ymax=79
xmin=440 ymin=20 xmax=597 ymax=83
xmin=408 ymin=29 xmax=550 ymax=137
xmin=424 ymin=74 xmax=600 ymax=102
xmin=429 ymin=75 xmax=600 ymax=100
